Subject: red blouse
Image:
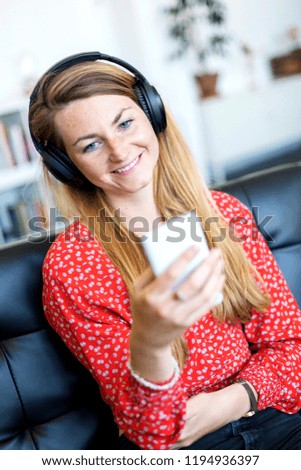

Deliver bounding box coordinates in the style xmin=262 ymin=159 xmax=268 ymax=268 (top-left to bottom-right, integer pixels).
xmin=42 ymin=191 xmax=301 ymax=450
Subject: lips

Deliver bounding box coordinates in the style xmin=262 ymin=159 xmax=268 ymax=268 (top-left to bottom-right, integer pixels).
xmin=112 ymin=155 xmax=141 ymax=174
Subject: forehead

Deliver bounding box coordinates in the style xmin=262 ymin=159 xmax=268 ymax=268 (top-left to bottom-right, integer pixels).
xmin=54 ymin=94 xmax=137 ymax=136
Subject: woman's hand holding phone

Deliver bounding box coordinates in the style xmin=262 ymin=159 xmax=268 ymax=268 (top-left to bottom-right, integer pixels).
xmin=130 ymin=245 xmax=225 ymax=351
xmin=129 ymin=211 xmax=225 ymax=384
xmin=129 ymin=250 xmax=224 ymax=382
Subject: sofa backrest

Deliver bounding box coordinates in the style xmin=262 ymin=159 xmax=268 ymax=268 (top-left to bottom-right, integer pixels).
xmin=1 ymin=162 xmax=300 ymax=449
xmin=216 ymin=162 xmax=301 ymax=308
xmin=0 ymin=238 xmax=119 ymax=450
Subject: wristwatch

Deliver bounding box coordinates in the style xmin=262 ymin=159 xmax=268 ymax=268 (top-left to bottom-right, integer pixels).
xmin=235 ymin=378 xmax=258 ymax=417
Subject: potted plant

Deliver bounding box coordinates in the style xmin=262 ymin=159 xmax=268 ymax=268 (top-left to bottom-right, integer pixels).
xmin=164 ymin=0 xmax=229 ymax=98
xmin=270 ymin=26 xmax=301 ymax=78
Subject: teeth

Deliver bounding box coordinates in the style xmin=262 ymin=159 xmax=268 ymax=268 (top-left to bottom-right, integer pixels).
xmin=114 ymin=156 xmax=139 ymax=173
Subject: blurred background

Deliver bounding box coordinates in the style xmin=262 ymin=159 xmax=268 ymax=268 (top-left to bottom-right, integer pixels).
xmin=0 ymin=0 xmax=301 ymax=243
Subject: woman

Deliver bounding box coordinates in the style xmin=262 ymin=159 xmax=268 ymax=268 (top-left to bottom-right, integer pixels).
xmin=29 ymin=52 xmax=301 ymax=450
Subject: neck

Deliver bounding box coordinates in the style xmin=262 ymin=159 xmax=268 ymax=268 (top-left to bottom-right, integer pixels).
xmin=108 ymin=188 xmax=162 ymax=236
xmin=122 ymin=202 xmax=163 ymax=237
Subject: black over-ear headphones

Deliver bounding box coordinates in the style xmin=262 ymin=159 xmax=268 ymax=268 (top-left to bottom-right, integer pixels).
xmin=29 ymin=51 xmax=167 ymax=189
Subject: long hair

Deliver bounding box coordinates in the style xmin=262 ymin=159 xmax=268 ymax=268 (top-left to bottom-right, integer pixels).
xmin=29 ymin=61 xmax=270 ymax=368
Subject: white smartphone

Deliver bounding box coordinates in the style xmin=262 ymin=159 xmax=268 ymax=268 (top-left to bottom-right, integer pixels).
xmin=140 ymin=210 xmax=223 ymax=306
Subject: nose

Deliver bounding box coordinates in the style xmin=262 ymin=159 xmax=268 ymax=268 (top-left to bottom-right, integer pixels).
xmin=107 ymin=135 xmax=129 ymax=162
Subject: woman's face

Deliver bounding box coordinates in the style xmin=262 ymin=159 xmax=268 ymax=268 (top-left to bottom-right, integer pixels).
xmin=54 ymin=94 xmax=159 ymax=205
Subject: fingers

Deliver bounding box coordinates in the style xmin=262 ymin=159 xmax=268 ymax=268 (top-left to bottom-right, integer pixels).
xmin=179 ymin=250 xmax=225 ymax=316
xmin=184 ymin=263 xmax=225 ymax=320
xmin=134 ymin=245 xmax=202 ymax=292
xmin=171 ymin=249 xmax=225 ymax=324
xmin=151 ymin=245 xmax=202 ymax=293
xmin=175 ymin=248 xmax=224 ymax=302
xmin=132 ymin=246 xmax=225 ymax=335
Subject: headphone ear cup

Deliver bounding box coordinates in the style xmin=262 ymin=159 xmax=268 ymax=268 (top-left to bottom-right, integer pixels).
xmin=133 ymin=81 xmax=167 ymax=135
xmin=42 ymin=144 xmax=93 ymax=190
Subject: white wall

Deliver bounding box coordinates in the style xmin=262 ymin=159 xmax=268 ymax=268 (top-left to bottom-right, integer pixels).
xmin=0 ymin=0 xmax=122 ymax=100
xmin=0 ymin=0 xmax=301 ymax=182
xmin=220 ymin=0 xmax=301 ymax=93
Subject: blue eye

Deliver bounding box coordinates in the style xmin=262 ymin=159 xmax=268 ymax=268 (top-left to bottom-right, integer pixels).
xmin=83 ymin=141 xmax=101 ymax=153
xmin=119 ymin=119 xmax=133 ymax=129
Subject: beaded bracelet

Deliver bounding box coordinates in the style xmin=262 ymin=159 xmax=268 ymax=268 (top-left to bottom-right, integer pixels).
xmin=128 ymin=357 xmax=180 ymax=391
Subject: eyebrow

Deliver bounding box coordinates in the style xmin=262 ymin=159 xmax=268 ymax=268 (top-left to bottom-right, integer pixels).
xmin=72 ymin=107 xmax=131 ymax=146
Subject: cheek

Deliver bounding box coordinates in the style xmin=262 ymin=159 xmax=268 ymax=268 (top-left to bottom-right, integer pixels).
xmin=143 ymin=127 xmax=159 ymax=156
xmin=66 ymin=154 xmax=101 ymax=183
xmin=152 ymin=136 xmax=160 ymax=161
xmin=135 ymin=115 xmax=159 ymax=148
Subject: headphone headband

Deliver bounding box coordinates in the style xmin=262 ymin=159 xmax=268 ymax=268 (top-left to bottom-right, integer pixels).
xmin=29 ymin=51 xmax=167 ymax=189
xmin=30 ymin=51 xmax=150 ymax=105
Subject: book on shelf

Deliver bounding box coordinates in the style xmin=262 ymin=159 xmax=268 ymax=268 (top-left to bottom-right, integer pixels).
xmin=0 ymin=121 xmax=16 ymax=168
xmin=0 ymin=109 xmax=38 ymax=171
xmin=0 ymin=183 xmax=47 ymax=244
xmin=7 ymin=123 xmax=30 ymax=166
xmin=7 ymin=201 xmax=29 ymax=239
xmin=19 ymin=109 xmax=38 ymax=162
xmin=0 ymin=101 xmax=43 ymax=244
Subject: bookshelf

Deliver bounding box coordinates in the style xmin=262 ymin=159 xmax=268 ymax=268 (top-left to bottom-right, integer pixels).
xmin=0 ymin=99 xmax=46 ymax=244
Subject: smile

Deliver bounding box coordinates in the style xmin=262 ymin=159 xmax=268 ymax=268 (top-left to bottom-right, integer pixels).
xmin=112 ymin=155 xmax=141 ymax=174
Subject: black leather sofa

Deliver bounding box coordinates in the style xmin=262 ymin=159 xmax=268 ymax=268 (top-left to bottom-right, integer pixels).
xmin=1 ymin=162 xmax=300 ymax=450
xmin=225 ymin=139 xmax=301 ymax=181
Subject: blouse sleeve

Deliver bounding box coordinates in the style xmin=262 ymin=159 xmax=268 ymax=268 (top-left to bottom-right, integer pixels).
xmin=42 ymin=226 xmax=186 ymax=450
xmin=221 ymin=193 xmax=301 ymax=413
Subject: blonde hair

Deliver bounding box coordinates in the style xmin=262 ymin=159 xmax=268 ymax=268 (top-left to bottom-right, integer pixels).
xmin=29 ymin=61 xmax=270 ymax=368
